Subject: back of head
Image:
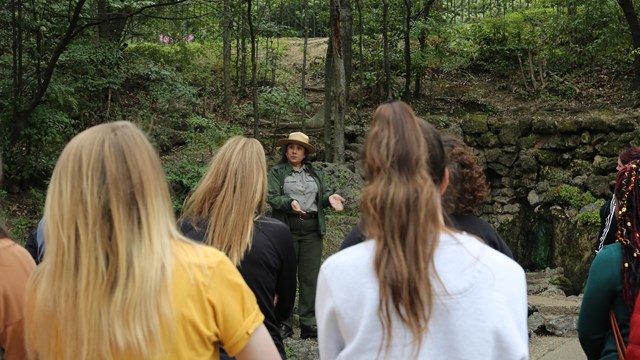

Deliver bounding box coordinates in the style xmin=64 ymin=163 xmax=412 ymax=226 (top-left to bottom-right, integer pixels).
xmin=620 ymin=147 xmax=640 ymax=166
xmin=441 ymin=134 xmax=489 ymax=215
xmin=418 ymin=119 xmax=447 ymax=187
xmin=361 ymin=100 xmax=444 ymax=356
xmin=181 ymin=136 xmax=267 ymax=265
xmin=615 ymin=160 xmax=640 ymax=311
xmin=26 ymin=121 xmax=176 ymax=360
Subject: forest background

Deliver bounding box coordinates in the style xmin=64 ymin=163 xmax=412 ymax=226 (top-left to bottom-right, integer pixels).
xmin=2 ymin=0 xmax=639 ymax=249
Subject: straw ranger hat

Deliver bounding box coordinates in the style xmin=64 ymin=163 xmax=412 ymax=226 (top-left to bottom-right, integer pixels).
xmin=275 ymin=132 xmax=317 ymax=155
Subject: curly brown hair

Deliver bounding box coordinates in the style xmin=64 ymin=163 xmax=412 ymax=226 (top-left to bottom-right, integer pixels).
xmin=441 ymin=134 xmax=489 ymax=216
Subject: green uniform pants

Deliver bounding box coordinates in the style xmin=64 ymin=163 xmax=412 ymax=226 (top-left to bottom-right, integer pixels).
xmin=284 ymin=216 xmax=323 ymax=329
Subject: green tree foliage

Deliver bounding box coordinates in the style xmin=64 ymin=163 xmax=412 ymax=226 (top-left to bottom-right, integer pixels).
xmin=163 ymin=116 xmax=243 ymax=213
xmin=468 ymin=1 xmax=628 ymax=74
xmin=1 ymin=0 xmax=638 ymax=191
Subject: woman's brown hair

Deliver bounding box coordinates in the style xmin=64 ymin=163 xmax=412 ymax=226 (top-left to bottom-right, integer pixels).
xmin=441 ymin=134 xmax=489 ymax=216
xmin=360 ymin=101 xmax=446 ymax=356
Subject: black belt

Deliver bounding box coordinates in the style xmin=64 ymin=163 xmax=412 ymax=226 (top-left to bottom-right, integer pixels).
xmin=288 ymin=212 xmax=318 ymax=220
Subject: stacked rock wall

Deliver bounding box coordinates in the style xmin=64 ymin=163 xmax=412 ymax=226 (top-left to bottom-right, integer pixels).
xmin=448 ymin=111 xmax=640 ymax=292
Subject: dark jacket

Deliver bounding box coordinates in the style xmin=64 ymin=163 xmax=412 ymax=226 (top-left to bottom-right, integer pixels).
xmin=178 ymin=216 xmax=297 ymax=359
xmin=449 ymin=214 xmax=514 ymax=259
xmin=24 ymin=218 xmax=45 ymax=264
xmin=267 ymin=162 xmax=332 ymax=235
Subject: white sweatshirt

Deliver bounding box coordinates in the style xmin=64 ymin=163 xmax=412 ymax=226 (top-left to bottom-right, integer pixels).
xmin=316 ymin=232 xmax=529 ymax=360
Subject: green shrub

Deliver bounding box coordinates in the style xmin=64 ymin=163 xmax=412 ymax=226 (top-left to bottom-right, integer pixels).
xmin=3 ymin=107 xmax=76 ymax=186
xmin=163 ymin=117 xmax=243 ymax=214
xmin=577 ymin=208 xmax=602 ymax=226
xmin=549 ymin=185 xmax=597 ymax=209
xmin=463 ymin=1 xmax=628 ymax=77
xmin=259 ymin=86 xmax=311 ymax=122
xmin=0 ymin=187 xmax=46 ymax=245
xmin=576 ymin=198 xmax=605 ymax=226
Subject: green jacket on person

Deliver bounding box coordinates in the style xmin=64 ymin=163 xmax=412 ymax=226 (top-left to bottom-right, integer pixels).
xmin=267 ymin=162 xmax=332 ymax=236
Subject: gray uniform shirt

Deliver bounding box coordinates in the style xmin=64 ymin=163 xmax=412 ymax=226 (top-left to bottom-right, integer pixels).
xmin=283 ymin=166 xmax=319 ymax=212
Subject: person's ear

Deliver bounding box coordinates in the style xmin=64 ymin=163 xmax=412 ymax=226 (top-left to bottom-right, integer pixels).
xmin=439 ymin=168 xmax=450 ymax=195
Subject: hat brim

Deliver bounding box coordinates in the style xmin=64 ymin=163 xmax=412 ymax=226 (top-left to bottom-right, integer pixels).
xmin=275 ymin=139 xmax=317 ymax=155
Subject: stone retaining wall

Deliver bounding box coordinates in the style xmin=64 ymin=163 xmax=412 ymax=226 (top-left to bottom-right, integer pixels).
xmin=450 ymin=110 xmax=640 ymax=292
xmin=338 ymin=110 xmax=640 ymax=293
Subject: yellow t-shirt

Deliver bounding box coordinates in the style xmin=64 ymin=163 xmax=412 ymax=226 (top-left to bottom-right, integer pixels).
xmin=167 ymin=240 xmax=265 ymax=359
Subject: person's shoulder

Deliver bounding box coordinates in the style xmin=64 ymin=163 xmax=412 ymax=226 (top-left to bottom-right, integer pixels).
xmin=255 ymin=215 xmax=288 ymax=230
xmin=177 ymin=217 xmax=208 ymax=242
xmin=269 ymin=162 xmax=288 ymax=172
xmin=596 ymin=242 xmax=622 ymax=261
xmin=444 ymin=232 xmax=520 ymax=269
xmin=340 ymin=224 xmax=366 ymax=251
xmin=600 ymin=197 xmax=614 ymax=211
xmin=0 ymin=237 xmax=29 ymax=255
xmin=451 ymin=214 xmax=493 ymax=231
xmin=309 ymin=162 xmax=323 ymax=171
xmin=173 ymin=239 xmax=229 ymax=268
xmin=254 ymin=217 xmax=293 ymax=248
xmin=0 ymin=237 xmax=36 ymax=269
xmin=322 ymin=241 xmax=373 ymax=273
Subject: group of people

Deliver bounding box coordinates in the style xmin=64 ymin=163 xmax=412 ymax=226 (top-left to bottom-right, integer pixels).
xmin=0 ymin=100 xmax=534 ymax=360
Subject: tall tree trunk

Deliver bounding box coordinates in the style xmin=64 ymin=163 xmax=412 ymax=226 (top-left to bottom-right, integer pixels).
xmin=382 ymin=0 xmax=391 ymax=100
xmin=223 ymin=0 xmax=232 ymax=116
xmin=10 ymin=0 xmax=24 ymax=145
xmin=272 ymin=36 xmax=278 ymax=84
xmin=30 ymin=0 xmax=42 ymax=89
xmin=339 ymin=0 xmax=353 ymax=101
xmin=324 ymin=38 xmax=334 ymax=163
xmin=241 ymin=12 xmax=247 ymax=91
xmin=301 ymin=0 xmax=309 ymax=131
xmin=355 ymin=0 xmax=363 ymax=107
xmin=248 ymin=0 xmax=259 ymax=137
xmin=235 ymin=29 xmax=240 ymax=86
xmin=414 ymin=0 xmax=435 ymax=98
xmin=618 ymin=0 xmax=640 ymax=89
xmin=330 ymin=0 xmax=346 ymax=163
xmin=96 ymin=0 xmax=128 ymax=44
xmin=301 ymin=0 xmax=309 ymax=95
xmin=402 ymin=0 xmax=412 ymax=103
xmin=265 ymin=36 xmax=270 ymax=82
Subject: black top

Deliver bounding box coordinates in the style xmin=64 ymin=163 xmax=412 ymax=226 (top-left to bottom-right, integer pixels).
xmin=25 ymin=229 xmax=40 ymax=264
xmin=597 ymin=196 xmax=618 ymax=252
xmin=449 ymin=214 xmax=514 ymax=259
xmin=340 ymin=214 xmax=514 ymax=259
xmin=178 ymin=216 xmax=297 ymax=359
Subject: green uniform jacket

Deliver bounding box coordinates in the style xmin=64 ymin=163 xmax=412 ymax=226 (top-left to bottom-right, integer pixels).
xmin=578 ymin=242 xmax=630 ymax=360
xmin=267 ymin=162 xmax=332 ymax=235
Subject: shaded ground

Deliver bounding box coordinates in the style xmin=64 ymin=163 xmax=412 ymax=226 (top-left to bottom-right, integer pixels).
xmin=283 ymin=315 xmax=586 ymax=360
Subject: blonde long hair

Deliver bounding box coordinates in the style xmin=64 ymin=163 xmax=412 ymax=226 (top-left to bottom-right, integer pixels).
xmin=360 ymin=101 xmax=445 ymax=356
xmin=25 ymin=121 xmax=178 ymax=360
xmin=181 ymin=136 xmax=267 ymax=265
